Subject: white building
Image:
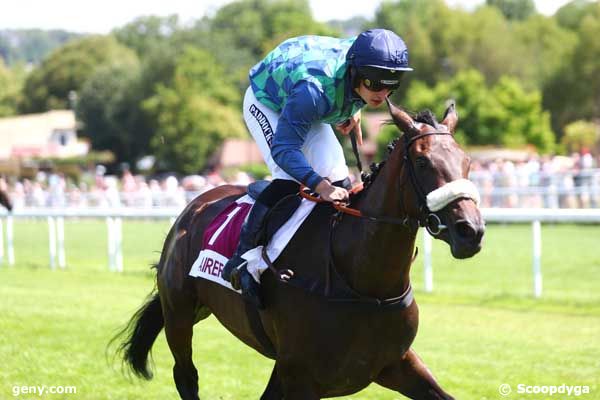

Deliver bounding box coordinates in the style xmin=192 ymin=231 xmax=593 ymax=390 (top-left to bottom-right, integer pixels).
xmin=0 ymin=110 xmax=88 ymax=160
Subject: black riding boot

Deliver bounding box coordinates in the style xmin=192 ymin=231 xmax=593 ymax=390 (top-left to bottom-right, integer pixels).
xmin=221 ymin=200 xmax=270 ymax=307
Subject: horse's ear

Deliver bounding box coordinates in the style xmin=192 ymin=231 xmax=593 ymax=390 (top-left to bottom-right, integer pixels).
xmin=386 ymin=97 xmax=418 ymax=135
xmin=441 ymin=100 xmax=458 ymax=134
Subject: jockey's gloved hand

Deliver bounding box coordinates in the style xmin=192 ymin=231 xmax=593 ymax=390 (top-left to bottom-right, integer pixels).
xmin=315 ymin=180 xmax=349 ymax=203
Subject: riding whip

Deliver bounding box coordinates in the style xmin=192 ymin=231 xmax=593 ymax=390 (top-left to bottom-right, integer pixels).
xmin=349 ymin=127 xmax=364 ymax=181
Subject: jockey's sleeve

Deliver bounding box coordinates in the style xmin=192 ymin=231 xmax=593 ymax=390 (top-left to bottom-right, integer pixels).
xmin=271 ymin=80 xmax=330 ymax=191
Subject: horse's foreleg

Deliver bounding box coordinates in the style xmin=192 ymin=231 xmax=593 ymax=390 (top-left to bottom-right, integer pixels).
xmin=259 ymin=365 xmax=284 ymax=400
xmin=163 ymin=302 xmax=200 ymax=400
xmin=375 ymin=348 xmax=454 ymax=400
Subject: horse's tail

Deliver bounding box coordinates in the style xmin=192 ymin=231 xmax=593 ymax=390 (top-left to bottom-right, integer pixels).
xmin=111 ymin=289 xmax=164 ymax=380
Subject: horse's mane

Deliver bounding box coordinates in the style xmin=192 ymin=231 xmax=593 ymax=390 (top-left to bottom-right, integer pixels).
xmin=362 ymin=109 xmax=439 ymax=189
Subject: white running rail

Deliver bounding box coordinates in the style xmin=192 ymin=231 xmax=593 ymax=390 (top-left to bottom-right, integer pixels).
xmin=2 ymin=207 xmax=600 ymax=298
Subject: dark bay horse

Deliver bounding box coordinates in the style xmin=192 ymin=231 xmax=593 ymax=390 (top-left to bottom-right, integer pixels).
xmin=114 ymin=99 xmax=484 ymax=399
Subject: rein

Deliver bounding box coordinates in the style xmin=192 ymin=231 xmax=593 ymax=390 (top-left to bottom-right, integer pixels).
xmin=272 ymin=130 xmax=465 ymax=308
xmin=300 ymin=187 xmax=420 ymax=230
xmin=349 ymin=127 xmax=364 ymax=180
xmin=300 ymin=131 xmax=454 ymax=235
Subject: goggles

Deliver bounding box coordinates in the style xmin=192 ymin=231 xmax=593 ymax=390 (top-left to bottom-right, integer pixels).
xmin=358 ymin=66 xmax=404 ymax=92
xmin=362 ymin=78 xmax=401 ymax=92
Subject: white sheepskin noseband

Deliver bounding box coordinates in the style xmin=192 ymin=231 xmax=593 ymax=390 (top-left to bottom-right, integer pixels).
xmin=426 ymin=179 xmax=480 ymax=212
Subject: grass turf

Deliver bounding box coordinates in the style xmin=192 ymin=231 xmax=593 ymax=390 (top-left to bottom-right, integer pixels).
xmin=0 ymin=220 xmax=599 ymax=399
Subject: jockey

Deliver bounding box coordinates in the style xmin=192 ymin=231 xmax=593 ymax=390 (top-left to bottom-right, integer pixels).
xmin=221 ymin=29 xmax=413 ymax=306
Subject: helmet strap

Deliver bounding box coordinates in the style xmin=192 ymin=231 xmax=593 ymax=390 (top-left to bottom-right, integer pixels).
xmin=349 ymin=66 xmax=361 ymax=89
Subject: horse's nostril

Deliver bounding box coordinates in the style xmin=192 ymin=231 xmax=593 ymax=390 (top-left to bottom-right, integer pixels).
xmin=455 ymin=221 xmax=477 ymax=239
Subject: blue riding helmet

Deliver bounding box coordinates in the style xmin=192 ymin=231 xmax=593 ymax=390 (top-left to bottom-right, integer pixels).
xmin=347 ymin=29 xmax=412 ymax=90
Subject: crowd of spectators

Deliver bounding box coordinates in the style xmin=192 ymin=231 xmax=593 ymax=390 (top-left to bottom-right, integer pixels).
xmin=1 ymin=152 xmax=599 ymax=209
xmin=0 ymin=167 xmax=254 ymax=209
xmin=469 ymin=151 xmax=599 ymax=208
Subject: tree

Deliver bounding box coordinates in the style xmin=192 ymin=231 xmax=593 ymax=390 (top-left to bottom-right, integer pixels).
xmin=205 ymin=0 xmax=336 ymax=92
xmin=400 ymin=69 xmax=555 ymax=152
xmin=555 ymin=0 xmax=597 ymax=30
xmin=445 ymin=6 xmax=518 ymax=84
xmin=372 ymin=1 xmax=524 ymax=90
xmin=0 ymin=60 xmax=24 ymax=117
xmin=571 ymin=12 xmax=600 ymax=118
xmin=326 ymin=16 xmax=369 ymax=36
xmin=486 ymin=0 xmax=536 ymax=20
xmin=76 ymin=59 xmax=145 ymax=165
xmin=404 ymin=70 xmax=488 ymax=145
xmin=543 ymin=5 xmax=600 ymax=135
xmin=210 ymin=0 xmax=335 ymax=60
xmin=373 ymin=0 xmax=454 ymax=88
xmin=483 ymin=76 xmax=555 ymax=151
xmin=561 ymin=120 xmax=600 ymax=153
xmin=20 ymin=35 xmax=137 ymax=113
xmin=512 ymin=15 xmax=577 ymax=90
xmin=143 ymin=47 xmax=246 ymax=173
xmin=0 ymin=29 xmax=81 ymax=65
xmin=113 ymin=15 xmax=186 ymax=58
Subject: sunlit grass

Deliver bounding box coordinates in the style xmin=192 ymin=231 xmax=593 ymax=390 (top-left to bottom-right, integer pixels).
xmin=0 ymin=220 xmax=598 ymax=399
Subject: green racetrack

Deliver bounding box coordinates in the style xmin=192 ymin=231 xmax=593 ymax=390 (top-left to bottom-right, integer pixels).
xmin=0 ymin=220 xmax=598 ymax=399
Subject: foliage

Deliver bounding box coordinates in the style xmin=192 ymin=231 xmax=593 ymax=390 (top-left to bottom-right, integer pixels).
xmin=561 ymin=120 xmax=600 ymax=153
xmin=8 ymin=0 xmax=600 ymax=162
xmin=74 ymin=43 xmax=179 ymax=169
xmin=202 ymin=0 xmax=337 ymax=92
xmin=0 ymin=60 xmax=25 ymax=117
xmin=444 ymin=6 xmax=519 ymax=84
xmin=76 ymin=60 xmax=144 ymax=166
xmin=30 ymin=151 xmax=115 ymax=181
xmin=486 ymin=0 xmax=536 ymax=20
xmin=19 ymin=35 xmax=137 ymax=113
xmin=44 ymin=150 xmax=116 ymax=166
xmin=238 ymin=163 xmax=272 ymax=180
xmin=555 ymin=0 xmax=598 ymax=30
xmin=543 ymin=4 xmax=600 ymax=135
xmin=0 ymin=29 xmax=81 ymax=65
xmin=325 ymin=16 xmax=369 ymax=36
xmin=399 ymin=69 xmax=555 ymax=152
xmin=113 ymin=15 xmax=189 ymax=58
xmin=143 ymin=47 xmax=246 ymax=174
xmin=511 ymin=15 xmax=577 ymax=90
xmin=372 ymin=1 xmax=539 ymax=98
xmin=485 ymin=76 xmax=555 ymax=150
xmin=211 ymin=0 xmax=335 ymax=60
xmin=373 ymin=0 xmax=454 ymax=89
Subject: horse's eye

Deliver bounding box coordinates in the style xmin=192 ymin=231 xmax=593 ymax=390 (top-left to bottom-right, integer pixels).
xmin=415 ymin=156 xmax=429 ymax=168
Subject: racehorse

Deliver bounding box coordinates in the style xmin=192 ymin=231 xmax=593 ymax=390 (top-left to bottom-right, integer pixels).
xmin=0 ymin=188 xmax=12 ymax=211
xmin=113 ymin=99 xmax=485 ymax=399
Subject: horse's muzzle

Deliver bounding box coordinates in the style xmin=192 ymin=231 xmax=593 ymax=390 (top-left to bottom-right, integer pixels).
xmin=449 ymin=218 xmax=485 ymax=259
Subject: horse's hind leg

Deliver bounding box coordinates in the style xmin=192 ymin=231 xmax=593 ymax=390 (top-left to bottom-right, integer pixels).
xmin=163 ymin=302 xmax=201 ymax=400
xmin=260 ymin=365 xmax=283 ymax=400
xmin=375 ymin=348 xmax=454 ymax=400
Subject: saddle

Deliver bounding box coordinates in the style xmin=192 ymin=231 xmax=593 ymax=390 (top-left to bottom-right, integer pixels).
xmin=188 ymin=181 xmax=309 ymax=286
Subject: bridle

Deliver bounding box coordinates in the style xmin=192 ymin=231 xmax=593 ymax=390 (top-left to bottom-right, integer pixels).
xmin=402 ymin=130 xmax=453 ymax=235
xmin=301 ymin=129 xmax=455 ymax=236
